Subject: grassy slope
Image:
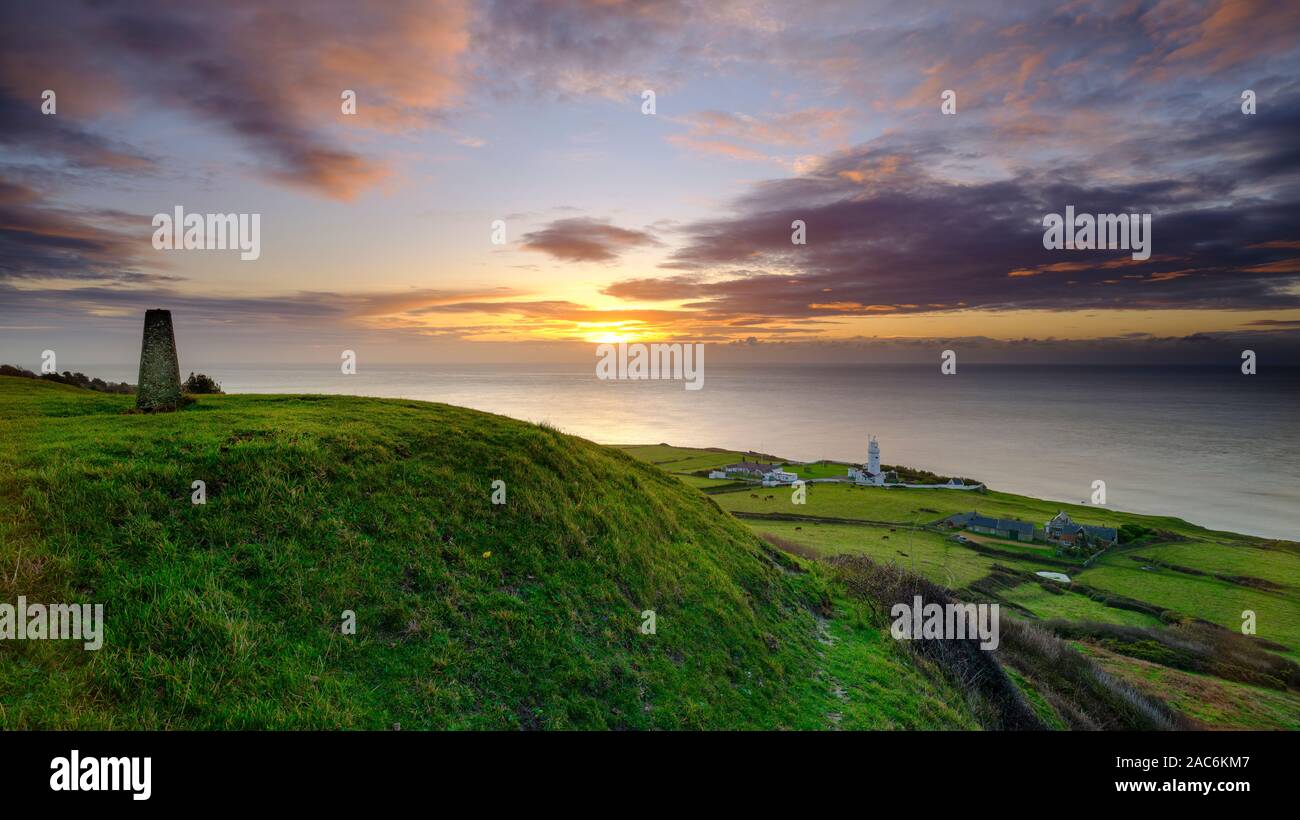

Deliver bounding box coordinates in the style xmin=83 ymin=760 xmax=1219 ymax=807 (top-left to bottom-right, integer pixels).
xmin=752 ymin=520 xmax=1003 ymax=588
xmin=0 ymin=377 xmax=977 ymax=729
xmin=618 ymin=445 xmax=1300 ymax=652
xmin=1080 ymin=644 xmax=1300 ymax=730
xmin=997 ymin=582 xmax=1164 ymax=628
xmin=618 ymin=444 xmax=1300 ymax=727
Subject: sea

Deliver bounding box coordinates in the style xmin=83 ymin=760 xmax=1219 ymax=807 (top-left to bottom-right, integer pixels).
xmin=78 ymin=362 xmax=1300 ymax=541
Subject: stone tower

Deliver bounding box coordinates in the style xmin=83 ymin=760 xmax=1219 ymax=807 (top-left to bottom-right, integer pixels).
xmin=136 ymin=309 xmax=182 ymax=411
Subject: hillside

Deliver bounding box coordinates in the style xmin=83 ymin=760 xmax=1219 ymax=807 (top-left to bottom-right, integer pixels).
xmin=0 ymin=376 xmax=980 ymax=729
xmin=618 ymin=443 xmax=1300 ymax=729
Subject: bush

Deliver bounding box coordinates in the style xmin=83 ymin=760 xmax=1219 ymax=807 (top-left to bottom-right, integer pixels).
xmin=0 ymin=364 xmax=134 ymax=394
xmin=184 ymin=372 xmax=223 ymax=394
xmin=1118 ymin=522 xmax=1155 ymax=544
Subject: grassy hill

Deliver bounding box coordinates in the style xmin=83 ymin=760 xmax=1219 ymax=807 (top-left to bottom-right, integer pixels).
xmin=618 ymin=443 xmax=1300 ymax=729
xmin=0 ymin=376 xmax=982 ymax=729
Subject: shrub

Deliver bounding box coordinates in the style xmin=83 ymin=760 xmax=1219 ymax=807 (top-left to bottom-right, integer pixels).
xmin=184 ymin=372 xmax=223 ymax=394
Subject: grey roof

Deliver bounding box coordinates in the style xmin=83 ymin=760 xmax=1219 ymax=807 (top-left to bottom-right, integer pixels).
xmin=967 ymin=513 xmax=1033 ymax=536
xmin=724 ymin=462 xmax=778 ymax=473
xmin=999 ymin=519 xmax=1035 ymax=536
xmin=1048 ymin=521 xmax=1117 ymax=541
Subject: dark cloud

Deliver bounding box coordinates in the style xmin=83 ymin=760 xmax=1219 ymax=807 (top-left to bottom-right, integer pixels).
xmin=0 ymin=180 xmax=172 ymax=284
xmin=0 ymin=283 xmax=515 ymax=327
xmin=0 ymin=90 xmax=155 ymax=173
xmin=520 ymin=217 xmax=660 ymax=263
xmin=603 ymin=89 xmax=1300 ymax=318
xmin=0 ymin=0 xmax=469 ymax=200
xmin=470 ymin=0 xmax=697 ymax=100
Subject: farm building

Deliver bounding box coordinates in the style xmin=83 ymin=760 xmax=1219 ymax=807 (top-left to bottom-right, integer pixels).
xmin=945 ymin=511 xmax=1036 ymax=542
xmin=721 ymin=462 xmax=799 ymax=485
xmin=722 ymin=461 xmax=779 ymax=478
xmin=1044 ymin=511 xmax=1117 ymax=547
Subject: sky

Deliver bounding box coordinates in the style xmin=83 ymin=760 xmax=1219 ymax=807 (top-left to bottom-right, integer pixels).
xmin=2 ymin=0 xmax=1300 ymax=367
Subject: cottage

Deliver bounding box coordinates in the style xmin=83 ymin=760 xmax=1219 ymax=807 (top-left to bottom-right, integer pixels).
xmin=1044 ymin=511 xmax=1117 ymax=548
xmin=762 ymin=467 xmax=799 ymax=487
xmin=723 ymin=461 xmax=777 ymax=478
xmin=721 ymin=461 xmax=798 ymax=485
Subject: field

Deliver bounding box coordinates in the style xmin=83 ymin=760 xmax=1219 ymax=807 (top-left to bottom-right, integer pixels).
xmin=1081 ymin=645 xmax=1300 ymax=730
xmin=998 ymin=581 xmax=1164 ymax=628
xmin=1074 ymin=563 xmax=1300 ymax=658
xmin=6 ymin=389 xmax=1295 ymax=730
xmin=619 ymin=443 xmax=1300 ymax=726
xmin=1133 ymin=539 xmax=1300 ymax=590
xmin=751 ymin=520 xmax=1001 ymax=588
xmin=1 ymin=377 xmax=985 ymax=730
xmin=779 ymin=461 xmax=853 ymax=480
xmin=612 ymin=444 xmax=771 ymax=474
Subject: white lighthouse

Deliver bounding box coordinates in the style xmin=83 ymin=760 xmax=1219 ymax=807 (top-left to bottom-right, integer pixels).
xmin=848 ymin=435 xmax=886 ymax=485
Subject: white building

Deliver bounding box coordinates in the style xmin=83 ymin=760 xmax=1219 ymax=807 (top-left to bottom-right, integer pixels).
xmin=761 ymin=467 xmax=799 ymax=487
xmin=848 ymin=435 xmax=886 ymax=485
xmin=722 ymin=461 xmax=798 ymax=485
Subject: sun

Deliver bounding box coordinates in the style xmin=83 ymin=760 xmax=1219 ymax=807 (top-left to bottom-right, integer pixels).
xmin=579 ymin=322 xmax=647 ymax=345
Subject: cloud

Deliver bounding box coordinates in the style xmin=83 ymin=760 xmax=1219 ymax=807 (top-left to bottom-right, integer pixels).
xmin=0 ymin=90 xmax=155 ymax=173
xmin=520 ymin=217 xmax=660 ymax=263
xmin=601 ymin=78 xmax=1300 ymax=322
xmin=0 ymin=180 xmax=172 ymax=284
xmin=0 ymin=283 xmax=522 ymax=328
xmin=468 ymin=0 xmax=778 ymax=100
xmin=0 ymin=0 xmax=470 ymax=200
xmin=665 ymin=107 xmax=851 ymax=164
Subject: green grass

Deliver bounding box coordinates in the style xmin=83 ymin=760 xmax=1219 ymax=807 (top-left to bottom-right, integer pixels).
xmin=706 ymin=476 xmax=1300 ymax=655
xmin=747 ymin=521 xmax=1165 ymax=627
xmin=0 ymin=377 xmax=979 ymax=729
xmin=710 ymin=480 xmax=1254 ymax=545
xmin=1074 ymin=562 xmax=1300 ymax=657
xmin=671 ymin=474 xmax=737 ymax=489
xmin=999 ymin=581 xmax=1165 ymax=628
xmin=1003 ymin=666 xmax=1067 ymax=730
xmin=792 ymin=596 xmax=980 ymax=729
xmin=1080 ymin=644 xmax=1300 ymax=730
xmin=614 ymin=444 xmax=768 ymax=474
xmin=1133 ymin=539 xmax=1300 ymax=590
xmin=748 ymin=520 xmax=1004 ymax=589
xmin=779 ymin=461 xmax=853 ymax=480
xmin=621 ymin=438 xmax=1300 ymax=726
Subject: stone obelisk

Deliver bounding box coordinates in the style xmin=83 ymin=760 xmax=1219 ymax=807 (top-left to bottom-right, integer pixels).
xmin=136 ymin=309 xmax=182 ymax=411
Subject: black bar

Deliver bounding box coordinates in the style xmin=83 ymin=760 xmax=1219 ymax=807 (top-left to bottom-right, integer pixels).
xmin=1 ymin=730 xmax=1287 ymax=806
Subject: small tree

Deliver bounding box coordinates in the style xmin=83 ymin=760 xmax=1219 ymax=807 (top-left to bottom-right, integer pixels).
xmin=184 ymin=372 xmax=223 ymax=394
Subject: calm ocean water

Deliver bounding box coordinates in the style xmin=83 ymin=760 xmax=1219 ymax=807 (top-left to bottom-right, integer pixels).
xmin=81 ymin=362 xmax=1300 ymax=540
